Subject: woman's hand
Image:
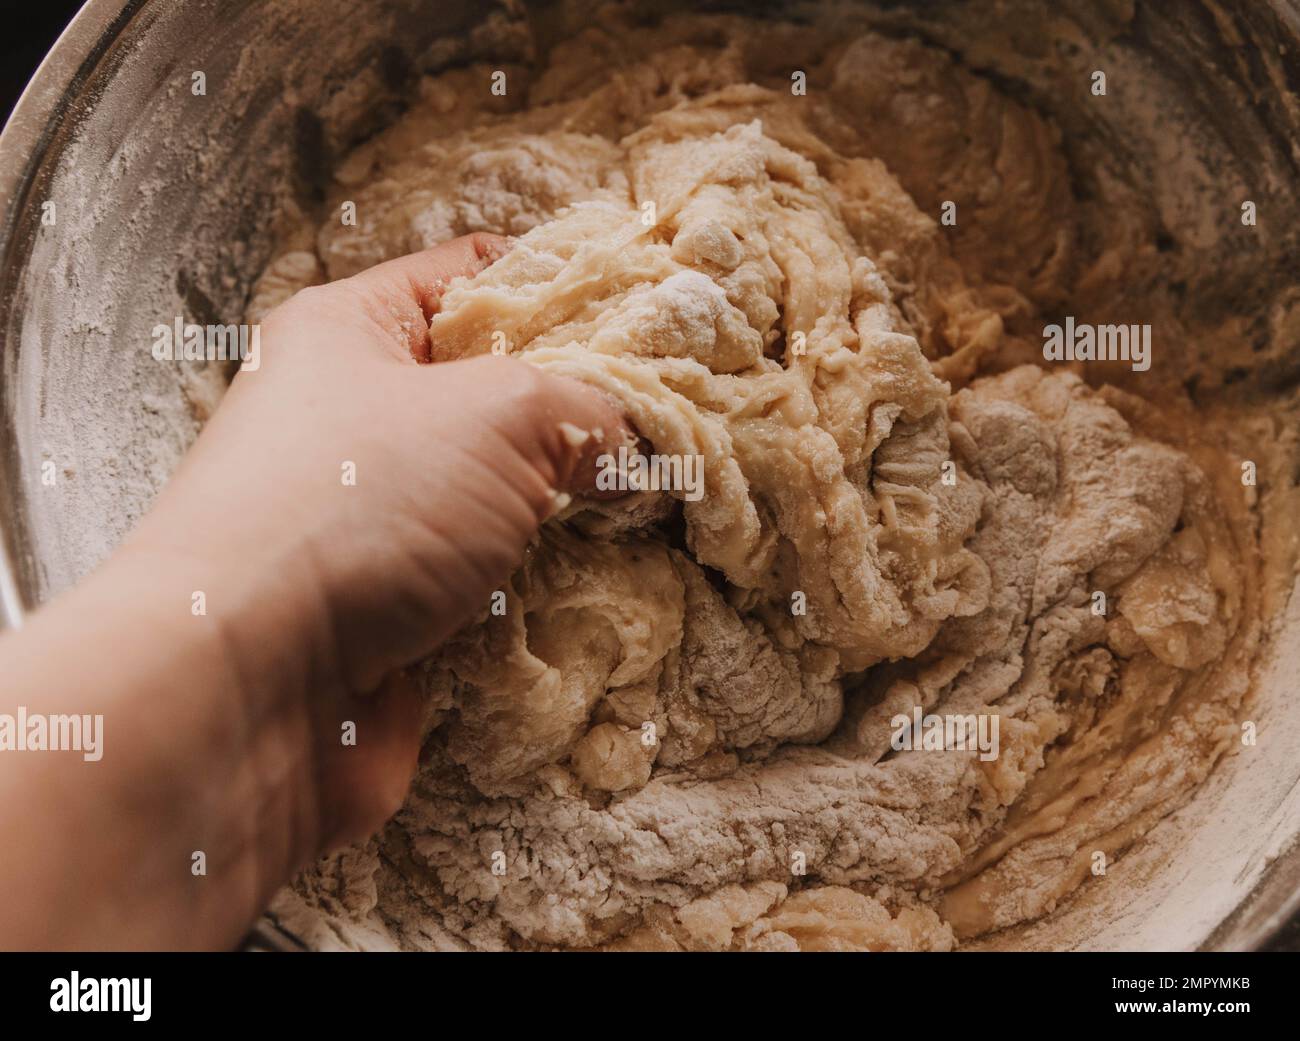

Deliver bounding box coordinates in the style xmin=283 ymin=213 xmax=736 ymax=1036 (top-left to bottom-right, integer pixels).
xmin=0 ymin=234 xmax=631 ymax=949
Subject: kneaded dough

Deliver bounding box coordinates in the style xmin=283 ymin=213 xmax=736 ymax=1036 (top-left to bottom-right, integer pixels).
xmin=260 ymin=5 xmax=1274 ymax=951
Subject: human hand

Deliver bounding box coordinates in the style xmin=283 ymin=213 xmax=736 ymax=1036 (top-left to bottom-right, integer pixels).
xmin=138 ymin=232 xmax=632 ymax=847
xmin=0 ymin=234 xmax=631 ymax=949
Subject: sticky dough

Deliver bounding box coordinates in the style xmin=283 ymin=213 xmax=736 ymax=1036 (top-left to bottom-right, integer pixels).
xmin=260 ymin=9 xmax=1264 ymax=951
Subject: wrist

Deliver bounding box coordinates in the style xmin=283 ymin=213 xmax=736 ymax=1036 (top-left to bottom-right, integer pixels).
xmin=93 ymin=538 xmax=333 ymax=923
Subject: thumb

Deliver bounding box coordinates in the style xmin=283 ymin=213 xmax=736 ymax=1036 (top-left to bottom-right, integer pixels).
xmin=338 ymin=237 xmax=640 ymax=500
xmin=336 ymin=233 xmax=514 ymax=362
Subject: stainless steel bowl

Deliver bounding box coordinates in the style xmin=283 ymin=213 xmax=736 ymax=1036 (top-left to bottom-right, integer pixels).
xmin=2 ymin=0 xmax=1298 ymax=950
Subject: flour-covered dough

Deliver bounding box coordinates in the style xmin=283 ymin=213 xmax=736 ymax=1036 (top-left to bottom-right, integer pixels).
xmin=260 ymin=5 xmax=1264 ymax=951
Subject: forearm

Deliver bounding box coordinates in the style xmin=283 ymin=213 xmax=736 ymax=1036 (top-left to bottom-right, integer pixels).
xmin=0 ymin=545 xmax=322 ymax=950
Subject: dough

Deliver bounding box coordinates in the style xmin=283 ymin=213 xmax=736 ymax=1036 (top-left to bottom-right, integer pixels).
xmin=259 ymin=4 xmax=1276 ymax=951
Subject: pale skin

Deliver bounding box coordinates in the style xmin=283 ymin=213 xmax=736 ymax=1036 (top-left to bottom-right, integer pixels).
xmin=0 ymin=233 xmax=633 ymax=950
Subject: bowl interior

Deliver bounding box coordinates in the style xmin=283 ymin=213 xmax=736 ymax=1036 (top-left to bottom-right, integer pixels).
xmin=2 ymin=0 xmax=1298 ymax=949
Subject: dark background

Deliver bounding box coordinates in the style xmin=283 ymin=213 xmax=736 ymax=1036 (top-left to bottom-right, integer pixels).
xmin=1 ymin=1 xmax=86 ymax=125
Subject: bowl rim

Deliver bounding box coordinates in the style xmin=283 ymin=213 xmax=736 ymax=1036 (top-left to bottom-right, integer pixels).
xmin=0 ymin=0 xmax=144 ymax=632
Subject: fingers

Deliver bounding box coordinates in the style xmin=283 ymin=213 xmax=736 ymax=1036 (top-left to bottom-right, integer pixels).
xmin=440 ymin=355 xmax=637 ymax=501
xmin=532 ymin=371 xmax=640 ymax=499
xmin=335 ymin=233 xmax=513 ymax=362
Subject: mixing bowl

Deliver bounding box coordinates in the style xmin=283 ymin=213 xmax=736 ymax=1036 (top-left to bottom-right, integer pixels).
xmin=1 ymin=0 xmax=1298 ymax=950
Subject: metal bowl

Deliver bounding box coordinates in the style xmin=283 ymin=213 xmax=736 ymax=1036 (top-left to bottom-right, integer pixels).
xmin=2 ymin=0 xmax=1298 ymax=950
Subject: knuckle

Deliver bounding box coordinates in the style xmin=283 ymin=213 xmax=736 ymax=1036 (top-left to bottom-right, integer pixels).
xmin=268 ymin=283 xmax=344 ymax=334
xmin=282 ymin=283 xmax=335 ymax=314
